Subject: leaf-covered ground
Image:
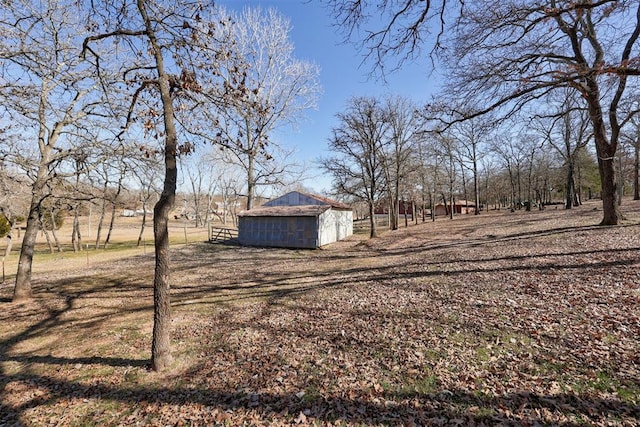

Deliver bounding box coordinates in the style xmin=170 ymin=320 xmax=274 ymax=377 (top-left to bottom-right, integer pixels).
xmin=1 ymin=201 xmax=639 ymax=426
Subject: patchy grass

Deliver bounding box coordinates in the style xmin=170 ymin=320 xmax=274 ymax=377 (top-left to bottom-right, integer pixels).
xmin=1 ymin=200 xmax=640 ymax=425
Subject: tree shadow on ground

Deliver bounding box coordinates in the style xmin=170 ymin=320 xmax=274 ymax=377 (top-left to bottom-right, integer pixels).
xmin=1 ymin=366 xmax=638 ymax=426
xmin=1 ymin=213 xmax=639 ymax=425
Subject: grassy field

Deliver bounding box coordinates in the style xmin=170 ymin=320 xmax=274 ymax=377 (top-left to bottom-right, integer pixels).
xmin=1 ymin=215 xmax=210 ymax=276
xmin=0 ymin=200 xmax=639 ymax=426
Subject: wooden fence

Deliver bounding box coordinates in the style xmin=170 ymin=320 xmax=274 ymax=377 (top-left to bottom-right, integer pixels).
xmin=208 ymin=226 xmax=239 ymax=244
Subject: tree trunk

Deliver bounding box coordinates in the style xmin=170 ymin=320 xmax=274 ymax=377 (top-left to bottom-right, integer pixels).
xmin=4 ymin=235 xmax=13 ymax=259
xmin=137 ymin=202 xmax=147 ymax=247
xmin=152 ymin=186 xmax=174 ymax=371
xmin=39 ymin=215 xmax=54 ymax=254
xmin=246 ymin=152 xmax=255 ymax=210
xmin=461 ymin=164 xmax=468 ymax=214
xmin=95 ymin=186 xmax=108 ymax=249
xmin=596 ymin=150 xmax=621 ymax=225
xmin=473 ymin=156 xmax=480 ymax=215
xmin=104 ymin=202 xmax=118 ymax=248
xmin=431 ymin=193 xmax=436 ymax=222
xmin=404 ymin=200 xmax=408 ymax=227
xmin=572 ymin=177 xmax=580 ymax=207
xmin=565 ymin=162 xmax=574 ymax=210
xmin=634 ymin=136 xmax=640 ymax=200
xmin=49 ymin=211 xmax=62 ymax=253
xmin=73 ymin=211 xmax=82 ymax=252
xmin=586 ymin=80 xmax=621 ymax=225
xmin=13 ymin=200 xmax=40 ymax=302
xmin=390 ymin=195 xmax=399 ymax=230
xmin=368 ymin=199 xmax=377 ymax=238
xmin=137 ymin=0 xmax=176 ymax=372
xmin=72 ymin=223 xmax=78 ymax=252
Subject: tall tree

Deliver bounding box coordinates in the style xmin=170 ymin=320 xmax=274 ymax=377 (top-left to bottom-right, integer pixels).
xmin=325 ymin=0 xmax=640 ymax=225
xmin=533 ymin=89 xmax=592 ymax=209
xmin=434 ymin=134 xmax=458 ymax=219
xmin=83 ymin=0 xmax=211 ymax=371
xmin=321 ymin=96 xmax=388 ymax=238
xmin=191 ymin=7 xmax=321 ymax=210
xmin=441 ymin=1 xmax=640 ymax=224
xmin=379 ymin=96 xmax=420 ymax=230
xmin=446 ymin=117 xmax=490 ymax=215
xmin=0 ymin=0 xmax=108 ymax=301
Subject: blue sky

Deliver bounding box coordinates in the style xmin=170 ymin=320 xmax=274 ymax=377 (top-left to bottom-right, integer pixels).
xmin=223 ymin=0 xmax=441 ymax=194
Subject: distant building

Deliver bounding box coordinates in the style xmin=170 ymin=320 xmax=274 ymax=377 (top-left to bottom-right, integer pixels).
xmin=434 ymin=200 xmax=477 ymax=216
xmin=237 ymin=191 xmax=353 ymax=249
xmin=374 ymin=200 xmax=416 ymax=216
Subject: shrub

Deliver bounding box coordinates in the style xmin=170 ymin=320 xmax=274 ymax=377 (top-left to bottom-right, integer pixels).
xmin=40 ymin=208 xmax=65 ymax=230
xmin=0 ymin=214 xmax=11 ymax=238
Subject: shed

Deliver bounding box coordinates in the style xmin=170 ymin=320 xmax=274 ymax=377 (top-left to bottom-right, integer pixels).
xmin=237 ymin=191 xmax=353 ymax=249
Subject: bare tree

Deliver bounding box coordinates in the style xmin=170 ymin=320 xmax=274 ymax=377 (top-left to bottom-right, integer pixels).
xmin=0 ymin=0 xmax=110 ymax=301
xmin=322 ymin=0 xmax=450 ymax=75
xmin=179 ymin=153 xmax=219 ymax=228
xmin=212 ymin=156 xmax=245 ymax=227
xmin=445 ymin=1 xmax=640 ymax=224
xmin=533 ymin=90 xmax=592 ymax=209
xmin=446 ymin=117 xmax=490 ymax=215
xmin=379 ymin=96 xmax=421 ymax=230
xmin=491 ymin=133 xmax=527 ymax=211
xmin=321 ymin=96 xmax=388 ymax=238
xmin=191 ymin=7 xmax=321 ymax=210
xmin=83 ymin=0 xmax=213 ymax=371
xmin=326 ymin=0 xmax=640 ymax=225
xmin=434 ymin=134 xmax=458 ymax=219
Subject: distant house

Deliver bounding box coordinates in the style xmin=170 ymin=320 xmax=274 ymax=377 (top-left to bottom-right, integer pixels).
xmin=374 ymin=200 xmax=416 ymax=216
xmin=434 ymin=200 xmax=477 ymax=216
xmin=237 ymin=191 xmax=353 ymax=249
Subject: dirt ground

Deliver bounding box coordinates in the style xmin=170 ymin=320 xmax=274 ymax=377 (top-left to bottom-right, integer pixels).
xmin=0 ymin=200 xmax=639 ymax=426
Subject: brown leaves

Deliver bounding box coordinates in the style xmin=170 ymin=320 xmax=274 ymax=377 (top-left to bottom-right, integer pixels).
xmin=1 ymin=203 xmax=640 ymax=425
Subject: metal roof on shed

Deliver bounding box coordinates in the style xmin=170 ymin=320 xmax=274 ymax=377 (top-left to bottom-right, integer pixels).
xmin=263 ymin=191 xmax=352 ymax=210
xmin=238 ymin=205 xmax=331 ymax=217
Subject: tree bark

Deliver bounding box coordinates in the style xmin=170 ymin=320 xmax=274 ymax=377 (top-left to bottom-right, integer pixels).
xmin=4 ymin=235 xmax=13 ymax=259
xmin=50 ymin=211 xmax=62 ymax=252
xmin=587 ymin=93 xmax=621 ymax=225
xmin=246 ymin=152 xmax=255 ymax=210
xmin=104 ymin=202 xmax=118 ymax=248
xmin=39 ymin=215 xmax=54 ymax=254
xmin=565 ymin=161 xmax=574 ymax=210
xmin=137 ymin=202 xmax=148 ymax=247
xmin=72 ymin=210 xmax=82 ymax=252
xmin=472 ymin=153 xmax=480 ymax=215
xmin=95 ymin=181 xmax=108 ymax=249
xmin=137 ymin=0 xmax=176 ymax=372
xmin=368 ymin=198 xmax=377 ymax=238
xmin=634 ymin=136 xmax=640 ymax=201
xmin=598 ymin=154 xmax=621 ymax=225
xmin=13 ymin=200 xmax=39 ymax=302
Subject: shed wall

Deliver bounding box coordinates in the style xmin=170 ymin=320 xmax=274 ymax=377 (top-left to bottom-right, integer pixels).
xmin=318 ymin=209 xmax=353 ymax=246
xmin=238 ymin=215 xmax=319 ymax=249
